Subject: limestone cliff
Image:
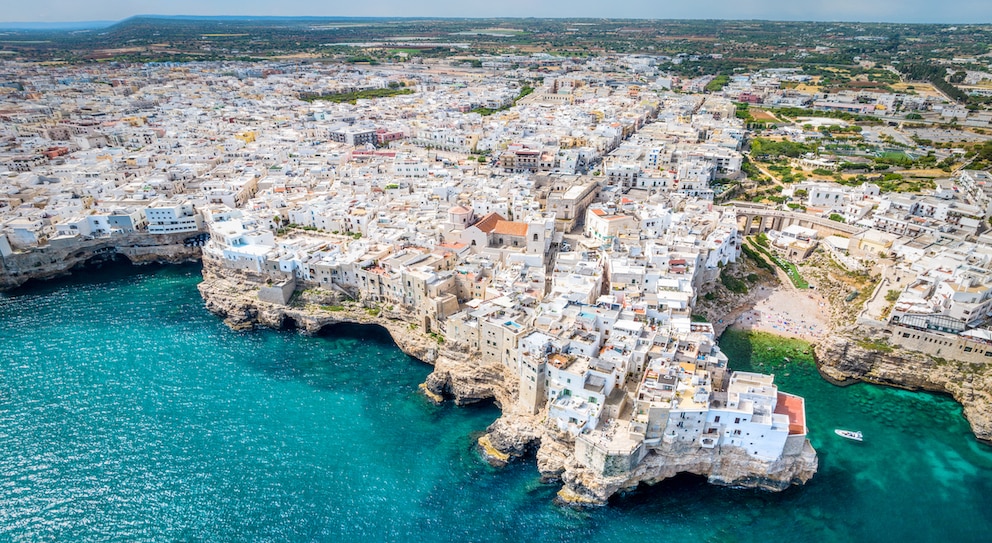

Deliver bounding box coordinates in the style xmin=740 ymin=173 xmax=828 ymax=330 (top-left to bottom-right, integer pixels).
xmin=197 ymin=273 xmax=441 ymax=366
xmin=477 ymin=411 xmax=546 ymax=468
xmin=476 ymin=407 xmax=817 ymax=506
xmin=198 ymin=260 xmax=522 ymax=410
xmin=0 ymin=232 xmax=202 ymax=290
xmin=816 ymin=330 xmax=992 ymax=443
xmin=197 ymin=262 xmax=817 ymax=505
xmin=424 ymin=349 xmax=516 ymax=408
xmin=557 ymin=441 xmax=818 ymax=505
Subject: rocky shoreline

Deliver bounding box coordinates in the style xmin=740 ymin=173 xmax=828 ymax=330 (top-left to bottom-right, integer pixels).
xmin=195 ymin=262 xmax=818 ymax=505
xmin=7 ymin=247 xmax=990 ymax=502
xmin=815 ymin=329 xmax=992 ymax=444
xmin=198 ymin=254 xmax=988 ymax=501
xmin=0 ymin=232 xmax=203 ymax=291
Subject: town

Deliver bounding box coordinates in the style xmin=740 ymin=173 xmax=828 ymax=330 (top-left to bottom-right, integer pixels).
xmin=4 ymin=47 xmax=992 ymax=501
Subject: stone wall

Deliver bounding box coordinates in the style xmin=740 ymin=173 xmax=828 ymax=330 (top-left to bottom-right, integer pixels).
xmin=575 ymin=435 xmax=644 ymax=477
xmin=258 ymin=279 xmax=296 ymax=305
xmin=887 ymin=325 xmax=992 ymax=364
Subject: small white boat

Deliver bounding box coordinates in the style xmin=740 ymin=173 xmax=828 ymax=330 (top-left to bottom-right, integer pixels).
xmin=834 ymin=429 xmax=863 ymax=441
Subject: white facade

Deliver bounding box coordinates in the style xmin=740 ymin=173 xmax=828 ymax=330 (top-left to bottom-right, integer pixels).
xmin=145 ymin=201 xmax=202 ymax=234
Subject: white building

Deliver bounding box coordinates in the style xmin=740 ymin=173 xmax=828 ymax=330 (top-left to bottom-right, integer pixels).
xmin=145 ymin=201 xmax=203 ymax=234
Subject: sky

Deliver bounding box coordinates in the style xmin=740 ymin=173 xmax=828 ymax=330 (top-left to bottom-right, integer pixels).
xmin=2 ymin=0 xmax=990 ymax=24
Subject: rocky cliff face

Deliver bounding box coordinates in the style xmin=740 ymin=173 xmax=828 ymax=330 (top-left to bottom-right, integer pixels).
xmin=198 ymin=267 xmax=526 ymax=407
xmin=558 ymin=440 xmax=818 ymax=505
xmin=476 ymin=407 xmax=817 ymax=506
xmin=197 ymin=263 xmax=818 ymax=505
xmin=0 ymin=232 xmax=201 ymax=290
xmin=197 ymin=273 xmax=440 ymax=365
xmin=424 ymin=349 xmax=516 ymax=408
xmin=816 ymin=331 xmax=992 ymax=443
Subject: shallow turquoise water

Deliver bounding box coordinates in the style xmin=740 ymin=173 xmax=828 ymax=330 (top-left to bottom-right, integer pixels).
xmin=1 ymin=264 xmax=990 ymax=542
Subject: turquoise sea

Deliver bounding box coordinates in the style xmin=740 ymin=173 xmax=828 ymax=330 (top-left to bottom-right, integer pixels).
xmin=1 ymin=263 xmax=991 ymax=542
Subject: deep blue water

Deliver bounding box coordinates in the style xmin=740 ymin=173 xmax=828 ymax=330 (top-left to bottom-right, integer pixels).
xmin=1 ymin=263 xmax=990 ymax=542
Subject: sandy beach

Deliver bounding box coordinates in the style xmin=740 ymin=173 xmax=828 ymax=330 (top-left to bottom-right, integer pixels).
xmin=724 ymin=285 xmax=832 ymax=342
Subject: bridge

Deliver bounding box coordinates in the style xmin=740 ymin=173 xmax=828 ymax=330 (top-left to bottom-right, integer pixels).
xmin=725 ymin=202 xmax=865 ymax=238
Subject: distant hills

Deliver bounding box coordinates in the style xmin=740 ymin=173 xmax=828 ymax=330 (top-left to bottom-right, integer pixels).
xmin=0 ymin=15 xmax=441 ymax=32
xmin=0 ymin=20 xmax=117 ymax=31
xmin=0 ymin=15 xmax=988 ymax=72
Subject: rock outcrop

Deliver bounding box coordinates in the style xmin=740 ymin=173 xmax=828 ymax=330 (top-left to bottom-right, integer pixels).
xmin=424 ymin=349 xmax=515 ymax=407
xmin=197 ymin=273 xmax=441 ymax=365
xmin=816 ymin=330 xmax=992 ymax=443
xmin=0 ymin=232 xmax=202 ymax=290
xmin=557 ymin=441 xmax=818 ymax=505
xmin=197 ymin=263 xmax=817 ymax=505
xmin=473 ymin=407 xmax=817 ymax=506
xmin=478 ymin=412 xmax=544 ymax=468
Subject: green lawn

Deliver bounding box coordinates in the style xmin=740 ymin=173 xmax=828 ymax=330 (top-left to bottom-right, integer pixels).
xmin=300 ymin=87 xmax=413 ymax=104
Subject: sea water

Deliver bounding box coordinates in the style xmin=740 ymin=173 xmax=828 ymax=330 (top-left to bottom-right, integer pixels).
xmin=1 ymin=263 xmax=990 ymax=542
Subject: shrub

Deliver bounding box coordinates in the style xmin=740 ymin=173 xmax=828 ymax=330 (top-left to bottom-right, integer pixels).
xmin=720 ymin=269 xmax=748 ymax=294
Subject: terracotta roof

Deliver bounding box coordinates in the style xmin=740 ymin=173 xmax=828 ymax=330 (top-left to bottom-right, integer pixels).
xmin=775 ymin=392 xmax=807 ymax=435
xmin=448 ymin=205 xmax=471 ymax=214
xmin=493 ymin=220 xmax=529 ymax=236
xmin=470 ymin=212 xmax=506 ymax=233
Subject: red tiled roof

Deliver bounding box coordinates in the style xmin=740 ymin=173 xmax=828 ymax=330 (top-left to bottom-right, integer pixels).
xmin=493 ymin=220 xmax=529 ymax=236
xmin=470 ymin=212 xmax=506 ymax=233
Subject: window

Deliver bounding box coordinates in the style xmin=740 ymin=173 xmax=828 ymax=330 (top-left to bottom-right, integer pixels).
xmin=714 ymin=416 xmax=720 ymax=423
xmin=735 ymin=417 xmax=740 ymax=424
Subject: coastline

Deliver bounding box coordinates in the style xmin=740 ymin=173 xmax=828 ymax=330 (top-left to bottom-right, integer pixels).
xmin=194 ymin=260 xmax=819 ymax=506
xmin=7 ymin=259 xmax=990 ymax=543
xmin=0 ymin=232 xmax=204 ymax=291
xmin=7 ymin=250 xmax=991 ymax=498
xmin=716 ymin=281 xmax=992 ymax=443
xmin=727 ymin=285 xmax=830 ymax=343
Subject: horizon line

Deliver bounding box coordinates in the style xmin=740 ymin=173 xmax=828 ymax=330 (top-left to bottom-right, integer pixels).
xmin=1 ymin=14 xmax=990 ymax=27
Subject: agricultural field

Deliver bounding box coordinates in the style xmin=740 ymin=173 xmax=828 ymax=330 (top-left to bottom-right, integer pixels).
xmin=748 ymin=109 xmax=779 ymax=122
